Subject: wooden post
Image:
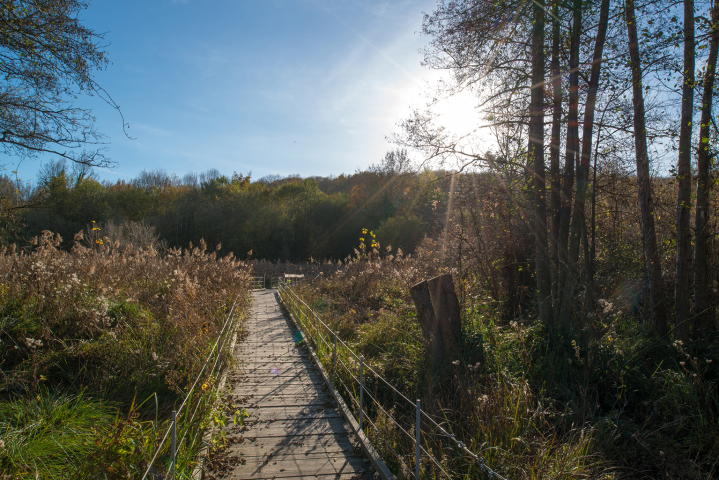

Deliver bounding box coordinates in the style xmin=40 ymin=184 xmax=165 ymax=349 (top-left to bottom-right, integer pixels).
xmin=427 ymin=275 xmax=462 ymax=342
xmin=410 ymin=274 xmax=462 ymax=376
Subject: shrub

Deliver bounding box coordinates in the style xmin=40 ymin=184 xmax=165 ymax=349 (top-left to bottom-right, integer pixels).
xmin=0 ymin=231 xmax=251 ymax=477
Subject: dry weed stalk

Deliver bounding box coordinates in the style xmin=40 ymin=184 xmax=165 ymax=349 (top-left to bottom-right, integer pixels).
xmin=0 ymin=230 xmax=251 ymax=400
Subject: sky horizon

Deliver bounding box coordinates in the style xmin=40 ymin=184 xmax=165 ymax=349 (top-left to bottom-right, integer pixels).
xmin=1 ymin=0 xmax=486 ymax=186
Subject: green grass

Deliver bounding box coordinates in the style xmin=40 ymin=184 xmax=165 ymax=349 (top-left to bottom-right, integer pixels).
xmin=0 ymin=391 xmax=119 ymax=478
xmin=290 ymin=265 xmax=719 ymax=479
xmin=0 ymin=234 xmax=251 ymax=478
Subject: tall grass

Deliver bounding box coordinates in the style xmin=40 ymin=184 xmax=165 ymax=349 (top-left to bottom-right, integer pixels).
xmin=0 ymin=231 xmax=251 ymax=478
xmin=290 ymin=244 xmax=718 ymax=479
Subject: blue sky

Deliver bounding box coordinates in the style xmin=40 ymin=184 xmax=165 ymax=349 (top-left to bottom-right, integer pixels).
xmin=4 ymin=0 xmax=482 ymax=184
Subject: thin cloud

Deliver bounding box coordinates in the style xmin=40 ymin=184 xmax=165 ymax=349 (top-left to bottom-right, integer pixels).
xmin=331 ymin=15 xmax=422 ymax=88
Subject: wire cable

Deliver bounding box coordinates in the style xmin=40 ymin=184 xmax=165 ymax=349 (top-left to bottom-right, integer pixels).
xmin=141 ymin=300 xmax=237 ymax=480
xmin=279 ymin=282 xmax=510 ymax=480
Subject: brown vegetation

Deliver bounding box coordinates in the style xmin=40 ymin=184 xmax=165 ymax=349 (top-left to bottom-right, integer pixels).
xmin=0 ymin=231 xmax=250 ymax=478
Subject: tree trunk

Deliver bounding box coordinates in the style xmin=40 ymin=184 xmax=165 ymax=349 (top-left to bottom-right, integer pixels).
xmin=410 ymin=275 xmax=462 ymax=376
xmin=530 ymin=0 xmax=552 ymax=324
xmin=549 ymin=0 xmax=563 ymax=314
xmin=590 ymin=130 xmax=599 ymax=302
xmin=675 ymin=0 xmax=695 ymax=342
xmin=558 ymin=0 xmax=582 ymax=327
xmin=575 ymin=0 xmax=611 ymax=316
xmin=694 ymin=3 xmax=719 ymax=335
xmin=625 ymin=0 xmax=668 ymax=334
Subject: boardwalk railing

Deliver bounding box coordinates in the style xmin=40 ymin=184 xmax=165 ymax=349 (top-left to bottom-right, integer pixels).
xmin=251 ymin=275 xmax=282 ymax=290
xmin=278 ymin=282 xmax=508 ymax=480
xmin=140 ymin=301 xmax=239 ymax=480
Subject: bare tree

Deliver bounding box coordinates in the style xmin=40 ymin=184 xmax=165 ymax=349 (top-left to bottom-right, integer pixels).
xmin=0 ymin=0 xmax=124 ymax=167
xmin=694 ymin=2 xmax=719 ymax=335
xmin=675 ymin=0 xmax=695 ymax=342
xmin=530 ymin=0 xmax=553 ymax=324
xmin=625 ymin=0 xmax=668 ymax=334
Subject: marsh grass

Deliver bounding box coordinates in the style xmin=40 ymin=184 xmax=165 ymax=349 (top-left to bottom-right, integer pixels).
xmin=290 ymin=246 xmax=718 ymax=479
xmin=0 ymin=231 xmax=251 ymax=478
xmin=0 ymin=391 xmax=115 ymax=476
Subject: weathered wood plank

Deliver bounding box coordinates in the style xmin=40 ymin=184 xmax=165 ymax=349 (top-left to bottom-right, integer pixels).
xmin=227 ymin=433 xmax=357 ymax=451
xmin=235 ymin=391 xmax=333 ymax=400
xmin=240 ymin=381 xmax=327 ymax=391
xmin=236 ymin=451 xmax=361 ymax=461
xmin=229 ymin=472 xmax=368 ymax=480
xmin=230 ymin=422 xmax=351 ymax=441
xmin=226 ymin=456 xmax=369 ymax=477
xmin=206 ymin=289 xmax=376 ymax=480
xmin=245 ymin=412 xmax=342 ymax=423
xmin=235 ymin=372 xmax=324 ymax=383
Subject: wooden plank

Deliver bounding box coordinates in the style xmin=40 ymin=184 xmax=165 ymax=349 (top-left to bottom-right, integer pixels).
xmin=236 ymin=389 xmax=332 ymax=399
xmin=206 ymin=289 xmax=376 ymax=480
xmin=236 ymin=451 xmax=361 ymax=460
xmin=245 ymin=411 xmax=342 ymax=422
xmin=240 ymin=364 xmax=315 ymax=376
xmin=239 ymin=359 xmax=313 ymax=365
xmin=240 ymin=357 xmax=310 ymax=364
xmin=237 ymin=347 xmax=306 ymax=355
xmin=240 ymin=386 xmax=330 ymax=396
xmin=236 ymin=395 xmax=335 ymax=407
xmin=233 ymin=417 xmax=351 ymax=437
xmin=243 ymin=404 xmax=338 ymax=413
xmin=226 ymin=433 xmax=357 ymax=451
xmin=242 ymin=341 xmax=299 ymax=347
xmin=237 ymin=351 xmax=304 ymax=357
xmin=225 ymin=456 xmax=369 ymax=477
xmin=239 ymin=400 xmax=334 ymax=408
xmin=234 ymin=396 xmax=333 ymax=405
xmin=243 ymin=335 xmax=298 ymax=342
xmin=232 ymin=380 xmax=326 ymax=389
xmin=240 ymin=359 xmax=315 ymax=370
xmin=233 ymin=378 xmax=324 ymax=389
xmin=235 ymin=372 xmax=324 ymax=383
xmin=229 ymin=472 xmax=368 ymax=480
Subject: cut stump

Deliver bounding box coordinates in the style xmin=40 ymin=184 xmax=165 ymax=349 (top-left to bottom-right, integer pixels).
xmin=409 ymin=274 xmax=462 ymax=375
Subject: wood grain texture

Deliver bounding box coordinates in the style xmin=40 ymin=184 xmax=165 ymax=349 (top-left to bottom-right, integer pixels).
xmin=206 ymin=289 xmax=377 ymax=480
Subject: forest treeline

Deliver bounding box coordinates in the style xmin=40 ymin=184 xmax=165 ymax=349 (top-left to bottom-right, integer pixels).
xmin=5 ymin=147 xmax=716 ymax=331
xmin=0 ymin=151 xmax=439 ymax=262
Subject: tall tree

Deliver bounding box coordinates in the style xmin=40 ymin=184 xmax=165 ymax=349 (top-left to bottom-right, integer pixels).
xmin=675 ymin=0 xmax=695 ymax=342
xmin=549 ymin=0 xmax=563 ymax=311
xmin=530 ymin=0 xmax=552 ymax=324
xmin=574 ymin=0 xmax=611 ymax=315
xmin=625 ymin=0 xmax=668 ymax=334
xmin=694 ymin=2 xmax=719 ymax=335
xmin=558 ymin=0 xmax=582 ymax=327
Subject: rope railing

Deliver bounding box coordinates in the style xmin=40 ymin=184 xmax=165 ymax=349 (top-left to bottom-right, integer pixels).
xmin=140 ymin=300 xmax=239 ymax=480
xmin=277 ymin=281 xmax=509 ymax=480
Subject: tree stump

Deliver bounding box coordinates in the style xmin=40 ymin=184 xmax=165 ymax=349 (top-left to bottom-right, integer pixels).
xmin=410 ymin=274 xmax=462 ymax=376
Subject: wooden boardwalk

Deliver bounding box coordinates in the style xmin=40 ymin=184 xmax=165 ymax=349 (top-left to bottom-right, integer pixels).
xmin=207 ymin=289 xmax=376 ymax=480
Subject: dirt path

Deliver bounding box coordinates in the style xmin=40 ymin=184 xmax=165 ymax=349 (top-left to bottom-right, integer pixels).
xmin=206 ymin=289 xmax=376 ymax=480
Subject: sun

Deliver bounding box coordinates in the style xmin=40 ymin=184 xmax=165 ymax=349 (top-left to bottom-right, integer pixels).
xmin=432 ymin=88 xmax=482 ymax=138
xmin=386 ymin=70 xmax=494 ymax=158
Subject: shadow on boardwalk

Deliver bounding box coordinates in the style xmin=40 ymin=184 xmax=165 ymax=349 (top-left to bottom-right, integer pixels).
xmin=205 ymin=289 xmax=378 ymax=480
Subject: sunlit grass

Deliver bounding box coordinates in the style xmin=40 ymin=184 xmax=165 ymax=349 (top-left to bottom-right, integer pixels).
xmin=0 ymin=231 xmax=251 ymax=477
xmin=289 ymin=244 xmax=719 ymax=479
